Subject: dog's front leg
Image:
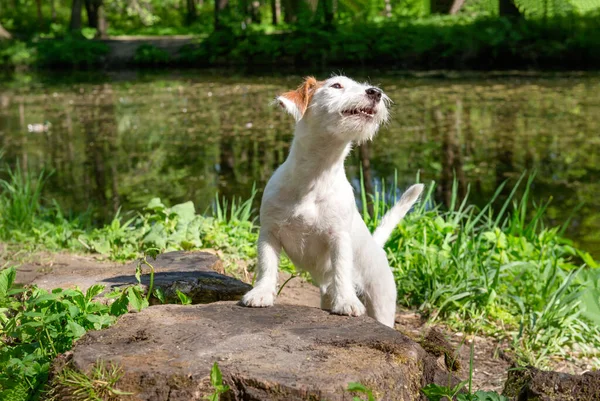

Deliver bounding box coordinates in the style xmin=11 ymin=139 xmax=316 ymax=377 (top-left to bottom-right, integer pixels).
xmin=240 ymin=229 xmax=280 ymax=307
xmin=329 ymin=233 xmax=365 ymax=317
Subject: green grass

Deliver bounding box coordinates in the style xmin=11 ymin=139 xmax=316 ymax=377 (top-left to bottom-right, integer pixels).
xmin=0 ymin=161 xmax=599 ymax=401
xmin=364 ymin=173 xmax=600 ymax=367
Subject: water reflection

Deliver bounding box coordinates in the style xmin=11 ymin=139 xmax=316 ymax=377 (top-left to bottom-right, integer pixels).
xmin=0 ymin=71 xmax=598 ymax=256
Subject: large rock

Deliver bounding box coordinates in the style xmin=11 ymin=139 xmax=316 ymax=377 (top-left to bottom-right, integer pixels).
xmin=503 ymin=366 xmax=600 ymax=400
xmin=52 ymin=303 xmax=455 ymax=401
xmin=16 ymin=251 xmax=252 ymax=304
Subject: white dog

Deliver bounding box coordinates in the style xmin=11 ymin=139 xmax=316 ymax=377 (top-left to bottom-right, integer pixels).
xmin=240 ymin=75 xmax=423 ymax=327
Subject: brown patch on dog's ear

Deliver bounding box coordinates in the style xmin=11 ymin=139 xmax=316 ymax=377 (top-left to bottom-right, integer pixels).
xmin=277 ymin=77 xmax=322 ymax=121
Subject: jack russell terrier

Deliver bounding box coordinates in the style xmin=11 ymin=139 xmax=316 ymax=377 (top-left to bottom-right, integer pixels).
xmin=240 ymin=75 xmax=423 ymax=327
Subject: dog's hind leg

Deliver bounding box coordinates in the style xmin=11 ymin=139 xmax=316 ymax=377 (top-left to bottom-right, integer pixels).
xmin=363 ymin=262 xmax=397 ymax=328
xmin=240 ymin=228 xmax=281 ymax=307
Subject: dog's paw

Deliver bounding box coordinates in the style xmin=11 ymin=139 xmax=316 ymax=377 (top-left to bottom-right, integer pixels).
xmin=240 ymin=287 xmax=276 ymax=308
xmin=331 ymin=296 xmax=366 ymax=317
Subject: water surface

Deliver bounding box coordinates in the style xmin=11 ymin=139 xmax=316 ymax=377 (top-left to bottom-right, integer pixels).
xmin=1 ymin=70 xmax=598 ymax=256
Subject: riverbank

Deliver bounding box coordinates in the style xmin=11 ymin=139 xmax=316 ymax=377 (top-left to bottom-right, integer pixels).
xmin=2 ymin=15 xmax=600 ymax=70
xmin=1 ymin=162 xmax=598 ymax=369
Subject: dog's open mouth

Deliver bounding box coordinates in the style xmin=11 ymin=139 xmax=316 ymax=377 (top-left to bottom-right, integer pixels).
xmin=342 ymin=107 xmax=376 ymax=118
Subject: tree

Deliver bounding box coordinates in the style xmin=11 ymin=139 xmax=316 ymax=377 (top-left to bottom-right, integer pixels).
xmin=271 ymin=0 xmax=281 ymax=24
xmin=70 ymin=0 xmax=84 ymax=31
xmin=499 ymin=0 xmax=521 ymax=16
xmin=84 ymin=0 xmax=107 ymax=38
xmin=449 ymin=0 xmax=465 ymax=14
xmin=214 ymin=0 xmax=227 ymax=29
xmin=35 ymin=0 xmax=44 ymax=28
xmin=186 ymin=0 xmax=198 ymax=25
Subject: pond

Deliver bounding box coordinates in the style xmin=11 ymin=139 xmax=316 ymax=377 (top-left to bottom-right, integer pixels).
xmin=0 ymin=70 xmax=598 ymax=257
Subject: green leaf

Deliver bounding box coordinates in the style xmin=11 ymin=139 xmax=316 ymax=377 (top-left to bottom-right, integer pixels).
xmin=110 ymin=293 xmax=130 ymax=316
xmin=146 ymin=198 xmax=166 ymax=211
xmin=210 ymin=362 xmax=223 ymax=388
xmin=171 ymin=201 xmax=196 ymax=222
xmin=0 ymin=267 xmax=16 ymax=299
xmin=128 ymin=287 xmax=149 ymax=312
xmin=347 ymin=382 xmax=368 ymax=392
xmin=421 ymin=383 xmax=454 ymax=401
xmin=176 ymin=290 xmax=192 ymax=305
xmin=143 ymin=223 xmax=167 ymax=249
xmin=91 ymin=239 xmax=111 ymax=255
xmin=67 ymin=321 xmax=87 ymax=339
xmin=153 ymin=288 xmax=166 ymax=304
xmin=85 ymin=284 xmax=105 ymax=302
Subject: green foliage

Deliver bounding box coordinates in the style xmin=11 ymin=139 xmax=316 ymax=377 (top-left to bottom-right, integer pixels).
xmin=204 ymin=362 xmax=230 ymax=401
xmin=0 ymin=267 xmax=128 ymax=399
xmin=0 ymin=164 xmax=47 ymax=232
xmin=48 ymin=361 xmax=132 ymax=401
xmin=422 ymin=385 xmax=509 ymax=401
xmin=176 ymin=290 xmax=192 ymax=305
xmin=422 ymin=341 xmax=509 ymax=401
xmin=134 ymin=44 xmax=171 ymax=66
xmin=514 ymin=0 xmax=600 ymax=16
xmin=179 ymin=14 xmax=600 ymax=69
xmin=0 ymin=161 xmax=258 ymax=273
xmin=347 ymin=382 xmax=376 ymax=401
xmin=365 ymin=174 xmax=600 ymax=367
xmin=0 ymin=41 xmax=37 ymax=69
xmin=36 ymin=36 xmax=109 ymax=68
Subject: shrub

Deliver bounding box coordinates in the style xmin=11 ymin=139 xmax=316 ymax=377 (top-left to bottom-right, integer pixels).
xmin=36 ymin=36 xmax=109 ymax=68
xmin=134 ymin=43 xmax=171 ymax=66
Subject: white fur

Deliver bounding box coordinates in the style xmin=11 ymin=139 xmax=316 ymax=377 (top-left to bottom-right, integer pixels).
xmin=241 ymin=75 xmax=423 ymax=327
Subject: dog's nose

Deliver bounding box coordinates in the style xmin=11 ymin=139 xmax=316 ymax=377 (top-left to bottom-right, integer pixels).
xmin=366 ymin=87 xmax=382 ymax=102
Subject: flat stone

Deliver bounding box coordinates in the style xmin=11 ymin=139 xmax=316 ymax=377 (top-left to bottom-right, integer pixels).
xmin=503 ymin=366 xmax=600 ymax=400
xmin=16 ymin=251 xmax=252 ymax=304
xmin=51 ymin=302 xmax=454 ymax=401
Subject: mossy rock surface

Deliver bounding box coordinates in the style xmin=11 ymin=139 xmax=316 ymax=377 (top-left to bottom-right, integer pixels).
xmin=16 ymin=250 xmax=252 ymax=304
xmin=52 ymin=303 xmax=456 ymax=401
xmin=503 ymin=366 xmax=600 ymax=401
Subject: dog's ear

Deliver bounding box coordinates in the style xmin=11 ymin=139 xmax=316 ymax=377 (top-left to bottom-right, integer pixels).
xmin=276 ymin=77 xmax=320 ymax=122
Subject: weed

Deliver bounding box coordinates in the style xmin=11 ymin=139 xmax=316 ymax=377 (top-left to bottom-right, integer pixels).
xmin=347 ymin=381 xmax=376 ymax=401
xmin=49 ymin=360 xmax=132 ymax=401
xmin=204 ymin=362 xmax=229 ymax=401
xmin=421 ymin=341 xmax=509 ymax=401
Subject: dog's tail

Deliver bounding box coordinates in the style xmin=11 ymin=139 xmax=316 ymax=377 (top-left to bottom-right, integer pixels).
xmin=372 ymin=184 xmax=424 ymax=248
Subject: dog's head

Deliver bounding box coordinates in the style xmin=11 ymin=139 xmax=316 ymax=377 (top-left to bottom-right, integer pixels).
xmin=277 ymin=75 xmax=390 ymax=143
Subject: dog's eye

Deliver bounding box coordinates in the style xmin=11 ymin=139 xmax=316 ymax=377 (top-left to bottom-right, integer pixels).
xmin=330 ymin=83 xmax=343 ymax=89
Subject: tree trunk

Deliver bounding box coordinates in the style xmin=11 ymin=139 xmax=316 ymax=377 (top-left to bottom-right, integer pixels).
xmin=69 ymin=0 xmax=84 ymax=31
xmin=186 ymin=0 xmax=197 ymax=25
xmin=499 ymin=0 xmax=520 ymax=16
xmin=271 ymin=0 xmax=281 ymax=25
xmin=96 ymin=3 xmax=107 ymax=38
xmin=316 ymin=0 xmax=333 ymax=26
xmin=85 ymin=0 xmax=99 ymax=28
xmin=0 ymin=23 xmax=11 ymax=40
xmin=249 ymin=0 xmax=261 ymax=23
xmin=449 ymin=0 xmax=465 ymax=14
xmin=384 ymin=0 xmax=392 ymax=18
xmin=51 ymin=0 xmax=57 ymax=21
xmin=214 ymin=0 xmax=228 ymax=30
xmin=282 ymin=0 xmax=299 ymax=23
xmin=430 ymin=0 xmax=453 ymax=14
xmin=35 ymin=0 xmax=44 ymax=28
xmin=84 ymin=0 xmax=107 ymax=37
